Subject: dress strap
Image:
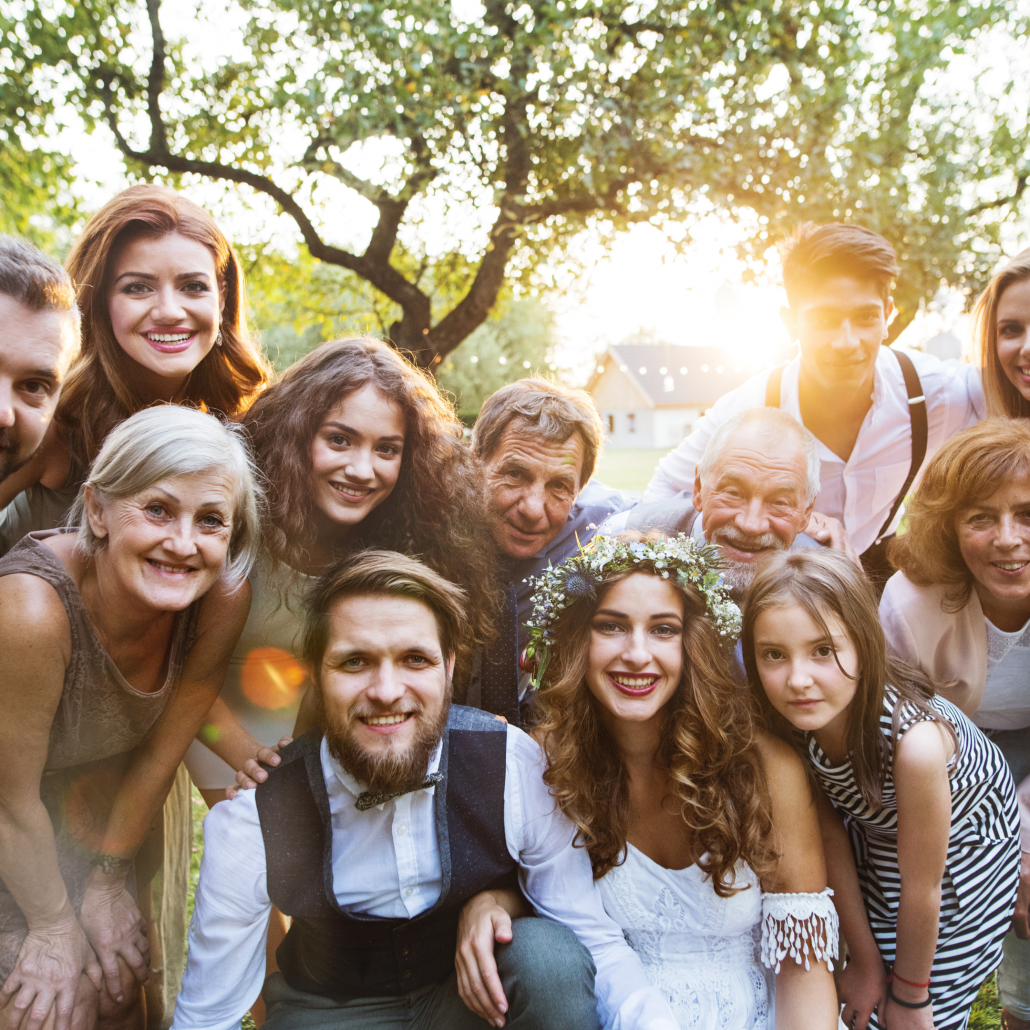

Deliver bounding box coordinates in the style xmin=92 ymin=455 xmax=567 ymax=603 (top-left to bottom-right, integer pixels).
xmin=760 ymin=887 xmax=838 ymax=973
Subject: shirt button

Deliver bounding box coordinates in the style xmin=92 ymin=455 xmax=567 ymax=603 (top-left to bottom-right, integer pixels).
xmin=396 ymin=824 xmax=407 ymax=835
xmin=401 ymin=946 xmax=411 ymax=956
xmin=402 ymin=970 xmax=413 ymax=980
xmin=405 ymin=887 xmax=414 ymax=897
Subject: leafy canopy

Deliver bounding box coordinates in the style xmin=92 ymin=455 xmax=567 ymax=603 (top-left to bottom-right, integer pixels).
xmin=1 ymin=0 xmax=1025 ymax=361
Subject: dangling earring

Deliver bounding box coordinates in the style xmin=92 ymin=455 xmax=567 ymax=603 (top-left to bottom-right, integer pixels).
xmin=215 ymin=328 xmax=223 ymax=347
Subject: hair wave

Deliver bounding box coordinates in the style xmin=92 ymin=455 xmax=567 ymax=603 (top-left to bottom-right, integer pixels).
xmin=536 ymin=565 xmax=775 ymax=894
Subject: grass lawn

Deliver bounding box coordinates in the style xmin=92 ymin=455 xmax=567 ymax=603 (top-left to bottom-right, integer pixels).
xmin=187 ymin=788 xmax=1003 ymax=1027
xmin=593 ymin=447 xmax=667 ymax=493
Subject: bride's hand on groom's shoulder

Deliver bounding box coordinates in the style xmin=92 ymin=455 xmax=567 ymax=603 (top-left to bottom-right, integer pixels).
xmin=455 ymin=889 xmax=528 ymax=1028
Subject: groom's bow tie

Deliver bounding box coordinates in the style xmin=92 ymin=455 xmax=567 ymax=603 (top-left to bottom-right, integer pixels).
xmin=354 ymin=771 xmax=444 ymax=812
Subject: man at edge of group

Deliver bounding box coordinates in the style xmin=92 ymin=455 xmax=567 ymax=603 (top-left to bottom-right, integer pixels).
xmin=466 ymin=378 xmax=632 ymax=721
xmin=172 ymin=550 xmax=680 ymax=1030
xmin=0 ymin=235 xmax=80 ymax=521
xmin=642 ymin=222 xmax=982 ymax=591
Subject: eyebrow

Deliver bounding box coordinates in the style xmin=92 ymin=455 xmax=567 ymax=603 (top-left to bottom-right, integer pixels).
xmin=594 ymin=608 xmax=682 ymax=620
xmin=113 ymin=271 xmax=213 ymax=283
xmin=324 ymin=421 xmax=404 ymax=442
xmin=23 ymin=367 xmax=60 ymax=381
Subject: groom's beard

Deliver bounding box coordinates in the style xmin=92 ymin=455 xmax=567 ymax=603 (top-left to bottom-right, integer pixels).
xmin=322 ymin=693 xmax=450 ymax=794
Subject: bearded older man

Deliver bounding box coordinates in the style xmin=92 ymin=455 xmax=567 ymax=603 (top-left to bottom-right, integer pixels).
xmin=174 ymin=550 xmax=679 ymax=1030
xmin=605 ymin=407 xmax=858 ymax=589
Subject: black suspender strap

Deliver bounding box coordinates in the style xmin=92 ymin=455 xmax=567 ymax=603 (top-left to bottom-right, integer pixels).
xmin=765 ymin=363 xmax=786 ymax=408
xmin=872 ymin=348 xmax=927 ymax=546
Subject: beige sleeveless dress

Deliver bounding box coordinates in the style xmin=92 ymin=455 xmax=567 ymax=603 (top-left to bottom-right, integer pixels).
xmin=0 ymin=531 xmax=201 ymax=988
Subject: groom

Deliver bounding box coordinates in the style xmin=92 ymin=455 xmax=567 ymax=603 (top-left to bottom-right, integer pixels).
xmin=173 ymin=550 xmax=678 ymax=1030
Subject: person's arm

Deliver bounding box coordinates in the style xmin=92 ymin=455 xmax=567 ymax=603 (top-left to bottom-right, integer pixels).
xmin=813 ymin=788 xmax=885 ymax=1030
xmin=756 ymin=734 xmax=839 ymax=1030
xmin=1013 ymin=773 xmax=1030 ymax=941
xmin=0 ymin=574 xmax=102 ymax=1030
xmin=195 ymin=695 xmax=266 ymax=771
xmin=508 ymin=732 xmax=679 ymax=1030
xmin=171 ymin=791 xmax=272 ymax=1030
xmin=77 ymin=576 xmax=251 ymax=1004
xmin=886 ymin=720 xmax=953 ymax=1029
xmin=455 ymin=888 xmax=533 ymax=1025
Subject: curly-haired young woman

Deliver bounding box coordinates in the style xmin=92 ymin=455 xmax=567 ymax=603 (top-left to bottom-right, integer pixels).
xmin=455 ymin=535 xmax=839 ymax=1030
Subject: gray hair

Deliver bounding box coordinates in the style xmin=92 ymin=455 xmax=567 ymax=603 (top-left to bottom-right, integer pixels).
xmin=472 ymin=377 xmax=604 ymax=484
xmin=70 ymin=405 xmax=264 ymax=588
xmin=0 ymin=234 xmax=81 ymax=329
xmin=698 ymin=408 xmax=821 ymax=505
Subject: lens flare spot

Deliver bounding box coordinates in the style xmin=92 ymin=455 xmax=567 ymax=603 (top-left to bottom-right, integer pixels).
xmin=241 ymin=647 xmax=307 ymax=710
xmin=200 ymin=723 xmax=221 ymax=743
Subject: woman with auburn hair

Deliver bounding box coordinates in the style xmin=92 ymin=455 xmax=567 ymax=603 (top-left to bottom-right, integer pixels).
xmin=0 ymin=183 xmax=270 ymax=541
xmin=455 ymin=534 xmax=839 ymax=1030
xmin=976 ymin=248 xmax=1030 ymax=419
xmin=882 ymin=418 xmax=1030 ymax=1030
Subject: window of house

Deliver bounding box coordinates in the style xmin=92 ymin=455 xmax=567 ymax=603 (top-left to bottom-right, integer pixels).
xmin=628 ymin=412 xmax=635 ymax=433
xmin=607 ymin=414 xmax=614 ymax=433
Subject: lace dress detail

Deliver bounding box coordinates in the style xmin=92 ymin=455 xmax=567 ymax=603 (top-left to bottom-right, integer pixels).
xmin=598 ymin=845 xmax=836 ymax=1029
xmin=760 ymin=889 xmax=837 ymax=973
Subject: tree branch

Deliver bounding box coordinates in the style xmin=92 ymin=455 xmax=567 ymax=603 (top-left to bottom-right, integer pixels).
xmin=145 ymin=0 xmax=168 ymax=152
xmin=966 ymin=175 xmax=1027 ymax=218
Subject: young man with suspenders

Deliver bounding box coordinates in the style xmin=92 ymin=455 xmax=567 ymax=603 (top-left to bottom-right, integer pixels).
xmin=643 ymin=222 xmax=983 ymax=593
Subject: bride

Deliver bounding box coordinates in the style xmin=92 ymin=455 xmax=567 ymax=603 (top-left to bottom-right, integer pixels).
xmin=456 ymin=534 xmax=840 ymax=1029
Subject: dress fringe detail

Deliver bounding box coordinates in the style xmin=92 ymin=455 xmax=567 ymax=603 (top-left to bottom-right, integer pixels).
xmin=759 ymin=888 xmax=838 ymax=973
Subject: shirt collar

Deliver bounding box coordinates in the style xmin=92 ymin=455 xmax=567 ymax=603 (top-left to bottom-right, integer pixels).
xmin=321 ymin=735 xmax=444 ymax=800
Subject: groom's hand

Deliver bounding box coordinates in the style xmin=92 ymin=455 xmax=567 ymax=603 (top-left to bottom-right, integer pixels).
xmin=455 ymin=891 xmax=516 ymax=1028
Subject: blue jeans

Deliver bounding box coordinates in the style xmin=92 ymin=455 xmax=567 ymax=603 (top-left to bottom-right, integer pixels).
xmin=986 ymin=728 xmax=1030 ymax=1018
xmin=261 ymin=916 xmax=600 ymax=1030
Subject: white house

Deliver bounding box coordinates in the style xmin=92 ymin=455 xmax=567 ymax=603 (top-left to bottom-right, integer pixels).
xmin=588 ymin=342 xmax=766 ymax=449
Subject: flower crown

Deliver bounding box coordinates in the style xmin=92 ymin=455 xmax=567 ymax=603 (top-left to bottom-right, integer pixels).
xmin=522 ymin=533 xmax=742 ymax=689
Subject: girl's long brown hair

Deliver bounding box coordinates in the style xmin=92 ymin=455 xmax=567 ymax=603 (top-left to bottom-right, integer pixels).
xmin=741 ymin=549 xmax=956 ymax=809
xmin=536 ymin=565 xmax=776 ymax=895
xmin=975 ymin=246 xmax=1030 ymax=419
xmin=242 ymin=337 xmax=502 ymax=678
xmin=58 ymin=184 xmax=270 ymax=466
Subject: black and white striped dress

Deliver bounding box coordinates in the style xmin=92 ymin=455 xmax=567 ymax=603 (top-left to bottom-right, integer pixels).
xmin=806 ymin=689 xmax=1020 ymax=1030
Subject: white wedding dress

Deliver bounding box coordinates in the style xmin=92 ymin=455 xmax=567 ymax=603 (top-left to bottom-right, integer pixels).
xmin=597 ymin=844 xmax=837 ymax=1030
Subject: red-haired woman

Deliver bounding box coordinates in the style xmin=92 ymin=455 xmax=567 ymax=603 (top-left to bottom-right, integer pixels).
xmin=0 ymin=183 xmax=270 ymax=545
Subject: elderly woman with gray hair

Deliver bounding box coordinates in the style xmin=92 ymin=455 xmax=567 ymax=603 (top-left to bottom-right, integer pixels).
xmin=0 ymin=405 xmax=263 ymax=1030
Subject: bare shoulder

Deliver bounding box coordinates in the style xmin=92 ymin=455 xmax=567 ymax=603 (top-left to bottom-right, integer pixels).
xmin=0 ymin=571 xmax=71 ymax=653
xmin=894 ymin=718 xmax=954 ymax=777
xmin=754 ymin=730 xmax=811 ymax=802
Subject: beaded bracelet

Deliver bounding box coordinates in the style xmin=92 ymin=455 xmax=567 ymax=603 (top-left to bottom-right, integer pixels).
xmin=887 ymin=983 xmax=932 ymax=1009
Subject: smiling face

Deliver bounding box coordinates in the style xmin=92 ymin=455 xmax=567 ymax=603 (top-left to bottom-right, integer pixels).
xmin=956 ymin=480 xmax=1030 ymax=628
xmin=317 ymin=593 xmax=453 ymax=793
xmin=753 ymin=601 xmax=858 ymax=755
xmin=308 ymin=384 xmax=406 ymax=543
xmin=0 ymin=295 xmax=78 ymax=481
xmin=996 ymin=278 xmax=1030 ymax=404
xmin=693 ymin=424 xmax=814 ymax=588
xmin=585 ymin=573 xmax=685 ymax=730
xmin=86 ymin=469 xmax=235 ymax=612
xmin=782 ymin=275 xmax=892 ymax=393
xmin=107 ymin=232 xmax=226 ymax=397
xmin=483 ymin=424 xmax=585 ymax=560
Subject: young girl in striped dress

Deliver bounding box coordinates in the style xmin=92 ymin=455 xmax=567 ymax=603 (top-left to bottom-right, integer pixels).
xmin=741 ymin=548 xmax=1019 ymax=1030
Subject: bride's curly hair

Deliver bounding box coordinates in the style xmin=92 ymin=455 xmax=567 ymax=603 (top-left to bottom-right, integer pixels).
xmin=536 ymin=565 xmax=776 ymax=895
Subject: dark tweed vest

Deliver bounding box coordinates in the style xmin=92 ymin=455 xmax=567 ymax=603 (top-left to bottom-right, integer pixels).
xmin=255 ymin=705 xmax=517 ymax=1000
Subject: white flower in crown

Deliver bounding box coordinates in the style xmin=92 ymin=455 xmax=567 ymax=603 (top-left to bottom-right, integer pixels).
xmin=521 ymin=533 xmax=741 ymax=689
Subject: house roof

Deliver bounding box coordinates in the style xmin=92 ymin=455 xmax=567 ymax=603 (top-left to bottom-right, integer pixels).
xmin=590 ymin=343 xmax=761 ymax=408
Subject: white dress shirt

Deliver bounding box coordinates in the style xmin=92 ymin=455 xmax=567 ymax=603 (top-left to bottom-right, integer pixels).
xmin=173 ymin=727 xmax=679 ymax=1030
xmin=643 ymin=348 xmax=984 ymax=556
